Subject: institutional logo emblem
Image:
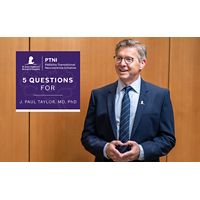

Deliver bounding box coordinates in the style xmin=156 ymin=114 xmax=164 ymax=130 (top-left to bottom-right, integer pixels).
xmin=28 ymin=56 xmax=34 ymax=65
xmin=22 ymin=55 xmax=41 ymax=71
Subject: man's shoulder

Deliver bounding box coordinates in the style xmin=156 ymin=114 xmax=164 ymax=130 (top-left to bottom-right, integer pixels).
xmin=92 ymin=81 xmax=118 ymax=94
xmin=143 ymin=80 xmax=169 ymax=93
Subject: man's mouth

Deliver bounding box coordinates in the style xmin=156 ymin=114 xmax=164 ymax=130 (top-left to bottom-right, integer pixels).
xmin=119 ymin=68 xmax=128 ymax=72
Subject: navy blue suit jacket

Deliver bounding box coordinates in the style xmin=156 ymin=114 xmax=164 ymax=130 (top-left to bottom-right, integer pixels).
xmin=81 ymin=79 xmax=176 ymax=161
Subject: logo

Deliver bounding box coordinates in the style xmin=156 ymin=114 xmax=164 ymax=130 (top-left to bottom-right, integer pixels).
xmin=28 ymin=56 xmax=35 ymax=65
xmin=22 ymin=55 xmax=41 ymax=71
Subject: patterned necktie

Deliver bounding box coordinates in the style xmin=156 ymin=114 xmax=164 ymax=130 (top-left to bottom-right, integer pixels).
xmin=118 ymin=86 xmax=132 ymax=153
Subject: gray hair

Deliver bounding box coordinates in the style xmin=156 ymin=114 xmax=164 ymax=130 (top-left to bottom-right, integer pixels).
xmin=115 ymin=39 xmax=147 ymax=61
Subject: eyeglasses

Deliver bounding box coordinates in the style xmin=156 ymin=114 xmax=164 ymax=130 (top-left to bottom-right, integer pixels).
xmin=113 ymin=56 xmax=134 ymax=64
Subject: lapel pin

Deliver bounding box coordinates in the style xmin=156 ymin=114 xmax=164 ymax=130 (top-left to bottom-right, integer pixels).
xmin=140 ymin=100 xmax=145 ymax=105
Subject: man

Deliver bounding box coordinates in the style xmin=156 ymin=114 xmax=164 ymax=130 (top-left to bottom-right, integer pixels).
xmin=81 ymin=39 xmax=176 ymax=161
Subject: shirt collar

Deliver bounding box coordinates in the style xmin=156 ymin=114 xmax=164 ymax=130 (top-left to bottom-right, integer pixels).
xmin=117 ymin=75 xmax=141 ymax=94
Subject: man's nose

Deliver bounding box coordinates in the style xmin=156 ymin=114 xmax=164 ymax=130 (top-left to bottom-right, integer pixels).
xmin=120 ymin=58 xmax=126 ymax=65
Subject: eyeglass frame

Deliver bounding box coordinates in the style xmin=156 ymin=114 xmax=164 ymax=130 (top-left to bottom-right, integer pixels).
xmin=113 ymin=56 xmax=135 ymax=64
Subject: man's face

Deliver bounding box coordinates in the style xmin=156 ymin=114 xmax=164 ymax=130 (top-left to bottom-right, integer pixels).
xmin=115 ymin=47 xmax=146 ymax=85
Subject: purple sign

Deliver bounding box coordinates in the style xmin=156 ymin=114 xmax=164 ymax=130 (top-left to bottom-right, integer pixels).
xmin=16 ymin=51 xmax=80 ymax=112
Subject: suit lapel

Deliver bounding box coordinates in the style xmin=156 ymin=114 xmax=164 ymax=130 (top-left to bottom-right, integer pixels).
xmin=131 ymin=80 xmax=149 ymax=137
xmin=107 ymin=82 xmax=118 ymax=139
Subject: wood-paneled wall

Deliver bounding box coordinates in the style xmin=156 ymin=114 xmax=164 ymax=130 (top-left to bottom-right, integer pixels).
xmin=168 ymin=38 xmax=200 ymax=161
xmin=0 ymin=37 xmax=199 ymax=161
xmin=29 ymin=38 xmax=169 ymax=161
xmin=0 ymin=38 xmax=29 ymax=161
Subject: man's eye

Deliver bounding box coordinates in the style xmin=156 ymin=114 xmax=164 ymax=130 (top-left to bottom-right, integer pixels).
xmin=125 ymin=57 xmax=133 ymax=62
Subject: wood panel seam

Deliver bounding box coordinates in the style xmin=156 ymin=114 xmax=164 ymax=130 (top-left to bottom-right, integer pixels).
xmin=166 ymin=37 xmax=171 ymax=162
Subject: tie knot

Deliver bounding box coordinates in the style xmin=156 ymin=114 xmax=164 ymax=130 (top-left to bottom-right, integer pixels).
xmin=124 ymin=86 xmax=132 ymax=94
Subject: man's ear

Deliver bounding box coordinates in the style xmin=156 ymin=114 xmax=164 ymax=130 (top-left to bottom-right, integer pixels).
xmin=139 ymin=59 xmax=147 ymax=70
